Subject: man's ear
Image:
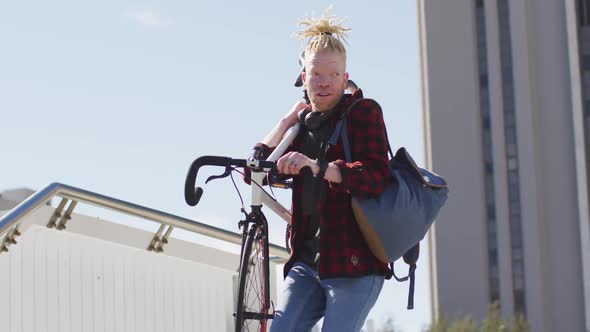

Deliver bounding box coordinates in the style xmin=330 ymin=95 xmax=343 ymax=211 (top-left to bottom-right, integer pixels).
xmin=343 ymin=72 xmax=349 ymax=88
xmin=301 ymin=71 xmax=307 ymax=86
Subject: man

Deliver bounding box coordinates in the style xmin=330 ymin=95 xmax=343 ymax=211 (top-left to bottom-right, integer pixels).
xmin=254 ymin=8 xmax=392 ymax=331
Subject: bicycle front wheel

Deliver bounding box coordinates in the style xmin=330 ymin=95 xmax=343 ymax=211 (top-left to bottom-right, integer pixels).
xmin=235 ymin=224 xmax=271 ymax=332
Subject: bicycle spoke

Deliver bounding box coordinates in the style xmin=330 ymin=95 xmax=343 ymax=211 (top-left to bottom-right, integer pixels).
xmin=236 ymin=226 xmax=271 ymax=332
xmin=243 ymin=238 xmax=265 ymax=330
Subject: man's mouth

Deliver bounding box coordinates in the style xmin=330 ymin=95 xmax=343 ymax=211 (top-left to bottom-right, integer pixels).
xmin=318 ymin=93 xmax=331 ymax=97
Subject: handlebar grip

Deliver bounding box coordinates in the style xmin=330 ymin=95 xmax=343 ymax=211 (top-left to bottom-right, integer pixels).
xmin=257 ymin=160 xmax=277 ymax=170
xmin=184 ymin=156 xmax=231 ymax=206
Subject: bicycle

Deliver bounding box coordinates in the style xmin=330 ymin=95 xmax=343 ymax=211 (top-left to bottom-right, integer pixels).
xmin=184 ymin=124 xmax=303 ymax=332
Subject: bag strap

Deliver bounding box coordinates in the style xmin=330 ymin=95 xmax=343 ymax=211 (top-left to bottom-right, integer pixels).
xmin=391 ymin=243 xmax=420 ymax=310
xmin=328 ymin=98 xmax=394 ymax=162
xmin=391 ymin=263 xmax=416 ymax=309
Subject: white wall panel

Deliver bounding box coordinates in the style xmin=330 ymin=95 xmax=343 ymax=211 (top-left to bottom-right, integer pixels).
xmin=2 ymin=225 xmax=239 ymax=332
xmin=0 ymin=248 xmax=9 ymax=330
xmin=9 ymin=242 xmax=23 ymax=332
xmin=22 ymin=230 xmax=35 ymax=332
xmin=46 ymin=232 xmax=59 ymax=332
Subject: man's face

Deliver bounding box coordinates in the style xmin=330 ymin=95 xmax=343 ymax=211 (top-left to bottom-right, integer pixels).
xmin=302 ymin=50 xmax=349 ymax=112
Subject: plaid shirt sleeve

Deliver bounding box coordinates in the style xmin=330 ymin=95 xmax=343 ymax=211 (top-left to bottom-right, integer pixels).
xmin=329 ymin=99 xmax=391 ymax=199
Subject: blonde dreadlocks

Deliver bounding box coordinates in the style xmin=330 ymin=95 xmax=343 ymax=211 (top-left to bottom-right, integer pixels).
xmin=297 ymin=6 xmax=351 ymax=59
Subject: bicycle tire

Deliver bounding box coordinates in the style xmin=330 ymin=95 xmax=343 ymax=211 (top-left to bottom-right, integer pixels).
xmin=235 ymin=224 xmax=270 ymax=332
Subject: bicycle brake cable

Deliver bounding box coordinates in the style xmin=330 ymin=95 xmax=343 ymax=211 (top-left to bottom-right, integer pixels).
xmin=266 ymin=173 xmax=278 ymax=200
xmin=231 ymin=167 xmax=279 ymax=206
xmin=229 ymin=167 xmax=246 ymax=211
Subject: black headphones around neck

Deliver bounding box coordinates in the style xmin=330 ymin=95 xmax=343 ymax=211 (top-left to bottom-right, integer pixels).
xmin=297 ymin=109 xmax=337 ymax=130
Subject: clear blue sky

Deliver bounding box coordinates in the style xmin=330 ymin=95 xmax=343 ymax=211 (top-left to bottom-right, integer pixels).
xmin=0 ymin=1 xmax=428 ymax=330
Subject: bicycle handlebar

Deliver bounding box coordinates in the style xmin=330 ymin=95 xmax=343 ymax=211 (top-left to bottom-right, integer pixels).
xmin=184 ymin=155 xmax=277 ymax=206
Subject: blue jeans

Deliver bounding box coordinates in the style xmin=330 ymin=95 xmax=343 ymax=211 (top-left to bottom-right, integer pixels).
xmin=270 ymin=262 xmax=384 ymax=332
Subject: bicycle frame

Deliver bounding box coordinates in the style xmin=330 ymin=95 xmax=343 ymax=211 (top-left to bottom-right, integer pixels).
xmin=184 ymin=122 xmax=302 ymax=332
xmin=236 ymin=123 xmax=300 ymax=331
xmin=249 ymin=123 xmax=301 ymax=224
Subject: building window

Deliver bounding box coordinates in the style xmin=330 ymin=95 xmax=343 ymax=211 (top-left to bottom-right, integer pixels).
xmin=579 ymin=2 xmax=590 ymax=268
xmin=498 ymin=0 xmax=527 ymax=316
xmin=579 ymin=0 xmax=590 ymax=26
xmin=474 ymin=0 xmax=500 ymax=303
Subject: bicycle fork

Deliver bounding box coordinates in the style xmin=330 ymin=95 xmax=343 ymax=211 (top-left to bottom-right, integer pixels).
xmin=237 ymin=207 xmax=275 ymax=323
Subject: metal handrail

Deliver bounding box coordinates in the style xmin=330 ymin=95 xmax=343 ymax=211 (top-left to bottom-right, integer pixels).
xmin=0 ymin=182 xmax=290 ymax=260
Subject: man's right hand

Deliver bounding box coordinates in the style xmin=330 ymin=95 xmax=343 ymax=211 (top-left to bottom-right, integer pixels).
xmin=280 ymin=101 xmax=309 ymax=129
xmin=262 ymin=101 xmax=309 ymax=147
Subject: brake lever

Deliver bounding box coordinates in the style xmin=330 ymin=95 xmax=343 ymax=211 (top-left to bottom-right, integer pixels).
xmin=205 ymin=165 xmax=233 ymax=184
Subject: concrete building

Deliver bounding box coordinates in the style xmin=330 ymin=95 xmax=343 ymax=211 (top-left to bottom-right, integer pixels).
xmin=418 ymin=1 xmax=590 ymax=331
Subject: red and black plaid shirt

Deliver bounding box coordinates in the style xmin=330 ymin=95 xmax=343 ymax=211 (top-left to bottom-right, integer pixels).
xmin=259 ymin=90 xmax=392 ymax=280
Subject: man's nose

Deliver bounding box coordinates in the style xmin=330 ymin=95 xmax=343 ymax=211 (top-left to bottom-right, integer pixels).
xmin=319 ymin=79 xmax=331 ymax=88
